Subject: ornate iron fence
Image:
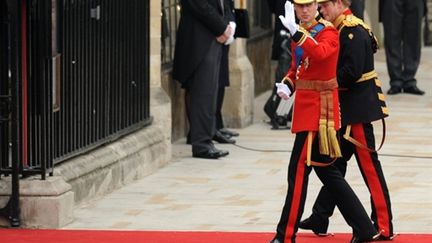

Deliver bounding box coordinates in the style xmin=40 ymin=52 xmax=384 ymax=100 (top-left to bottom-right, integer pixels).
xmin=0 ymin=0 xmax=151 ymax=227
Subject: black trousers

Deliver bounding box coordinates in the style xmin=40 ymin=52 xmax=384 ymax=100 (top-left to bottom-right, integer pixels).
xmin=215 ymin=45 xmax=230 ymax=131
xmin=381 ymin=0 xmax=424 ymax=88
xmin=187 ymin=41 xmax=222 ymax=153
xmin=215 ymin=86 xmax=225 ymax=130
xmin=274 ymin=131 xmax=377 ymax=243
xmin=309 ymin=123 xmax=394 ymax=238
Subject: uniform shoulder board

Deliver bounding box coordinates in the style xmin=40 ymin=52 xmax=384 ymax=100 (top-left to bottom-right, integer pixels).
xmin=342 ymin=14 xmax=380 ymax=53
xmin=342 ymin=14 xmax=362 ymax=28
xmin=318 ymin=18 xmax=334 ymax=28
xmin=343 ymin=14 xmax=373 ymax=32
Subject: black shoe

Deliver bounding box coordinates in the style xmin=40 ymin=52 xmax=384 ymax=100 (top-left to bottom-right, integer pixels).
xmin=269 ymin=239 xmax=282 ymax=243
xmin=214 ymin=147 xmax=229 ymax=157
xmin=193 ymin=147 xmax=223 ymax=159
xmin=350 ymin=236 xmax=366 ymax=243
xmin=403 ymin=85 xmax=425 ymax=95
xmin=350 ymin=232 xmax=381 ymax=243
xmin=275 ymin=115 xmax=288 ymax=126
xmin=219 ymin=128 xmax=239 ymax=137
xmin=213 ymin=131 xmax=236 ymax=144
xmin=375 ymin=234 xmax=396 ymax=241
xmin=387 ymin=86 xmax=402 ymax=95
xmin=269 ymin=118 xmax=280 ymax=129
xmin=298 ymin=216 xmax=329 ymax=235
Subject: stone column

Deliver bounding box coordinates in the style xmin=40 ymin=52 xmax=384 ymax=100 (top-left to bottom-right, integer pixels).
xmin=222 ymin=0 xmax=255 ymax=128
xmin=149 ymin=1 xmax=172 ymax=156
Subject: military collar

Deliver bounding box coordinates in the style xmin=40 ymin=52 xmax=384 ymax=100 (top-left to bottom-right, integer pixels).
xmin=333 ymin=8 xmax=352 ymax=30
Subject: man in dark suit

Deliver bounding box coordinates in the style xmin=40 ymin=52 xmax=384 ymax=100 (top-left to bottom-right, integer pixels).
xmin=380 ymin=0 xmax=426 ymax=95
xmin=173 ymin=0 xmax=235 ymax=159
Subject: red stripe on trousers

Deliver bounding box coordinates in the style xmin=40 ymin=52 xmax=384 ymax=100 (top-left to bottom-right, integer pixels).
xmin=352 ymin=124 xmax=391 ymax=237
xmin=284 ymin=135 xmax=309 ymax=242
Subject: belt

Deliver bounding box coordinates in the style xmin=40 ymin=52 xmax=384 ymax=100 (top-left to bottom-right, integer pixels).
xmin=296 ymin=78 xmax=342 ymax=164
xmin=296 ymin=78 xmax=338 ymax=91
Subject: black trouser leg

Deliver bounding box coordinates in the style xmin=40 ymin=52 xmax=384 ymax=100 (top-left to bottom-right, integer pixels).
xmin=189 ymin=41 xmax=221 ymax=153
xmin=313 ymin=165 xmax=377 ymax=239
xmin=401 ymin=0 xmax=423 ymax=87
xmin=308 ymin=126 xmax=352 ymax=224
xmin=382 ymin=0 xmax=404 ymax=88
xmin=310 ymin=158 xmax=347 ymax=223
xmin=215 ymin=86 xmax=225 ymax=131
xmin=275 ymin=132 xmax=312 ymax=243
xmin=263 ymin=86 xmax=282 ymax=126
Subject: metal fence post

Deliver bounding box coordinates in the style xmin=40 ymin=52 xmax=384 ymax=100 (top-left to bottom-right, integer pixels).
xmin=0 ymin=0 xmax=22 ymax=227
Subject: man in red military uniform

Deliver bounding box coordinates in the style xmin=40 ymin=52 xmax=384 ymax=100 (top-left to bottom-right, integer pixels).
xmin=269 ymin=1 xmax=379 ymax=243
xmin=298 ymin=1 xmax=394 ymax=241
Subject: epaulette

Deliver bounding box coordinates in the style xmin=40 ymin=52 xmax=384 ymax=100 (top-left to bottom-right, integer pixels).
xmin=341 ymin=14 xmax=380 ymax=53
xmin=318 ymin=18 xmax=334 ymax=28
xmin=342 ymin=14 xmax=372 ymax=33
xmin=294 ymin=26 xmax=310 ymax=46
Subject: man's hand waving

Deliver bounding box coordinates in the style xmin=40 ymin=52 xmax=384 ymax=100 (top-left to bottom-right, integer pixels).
xmin=279 ymin=1 xmax=298 ymax=36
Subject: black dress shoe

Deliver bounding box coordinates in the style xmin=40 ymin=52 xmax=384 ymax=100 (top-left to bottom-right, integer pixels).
xmin=193 ymin=148 xmax=222 ymax=159
xmin=298 ymin=216 xmax=329 ymax=235
xmin=350 ymin=236 xmax=365 ymax=243
xmin=213 ymin=147 xmax=229 ymax=157
xmin=387 ymin=86 xmax=402 ymax=95
xmin=219 ymin=128 xmax=239 ymax=137
xmin=269 ymin=238 xmax=282 ymax=243
xmin=403 ymin=85 xmax=425 ymax=95
xmin=350 ymin=236 xmax=374 ymax=243
xmin=213 ymin=131 xmax=236 ymax=144
xmin=350 ymin=232 xmax=381 ymax=243
xmin=268 ymin=118 xmax=280 ymax=129
xmin=375 ymin=234 xmax=396 ymax=241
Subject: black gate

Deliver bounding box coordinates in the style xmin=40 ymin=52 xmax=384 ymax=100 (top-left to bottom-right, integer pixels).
xmin=31 ymin=0 xmax=152 ymax=169
xmin=1 ymin=0 xmax=151 ymax=227
xmin=0 ymin=0 xmax=22 ymax=228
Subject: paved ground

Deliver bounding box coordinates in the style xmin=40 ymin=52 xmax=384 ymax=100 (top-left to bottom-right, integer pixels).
xmin=64 ymin=48 xmax=432 ymax=235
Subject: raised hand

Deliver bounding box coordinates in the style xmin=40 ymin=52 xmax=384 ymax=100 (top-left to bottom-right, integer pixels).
xmin=278 ymin=1 xmax=298 ymax=36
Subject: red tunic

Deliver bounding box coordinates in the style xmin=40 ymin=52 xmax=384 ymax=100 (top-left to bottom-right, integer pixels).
xmin=285 ymin=19 xmax=340 ymax=133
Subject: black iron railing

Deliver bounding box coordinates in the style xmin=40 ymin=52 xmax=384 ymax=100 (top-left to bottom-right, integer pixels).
xmin=27 ymin=0 xmax=152 ymax=169
xmin=0 ymin=0 xmax=151 ymax=227
xmin=0 ymin=0 xmax=23 ymax=227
